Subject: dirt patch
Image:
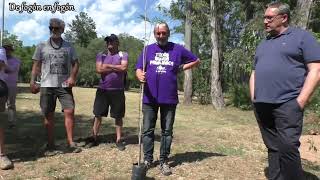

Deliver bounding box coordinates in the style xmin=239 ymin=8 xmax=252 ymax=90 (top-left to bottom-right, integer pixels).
xmin=300 ymin=135 xmax=320 ymax=163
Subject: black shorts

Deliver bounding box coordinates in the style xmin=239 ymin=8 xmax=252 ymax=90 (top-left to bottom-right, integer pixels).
xmin=93 ymin=89 xmax=125 ymax=119
xmin=40 ymin=87 xmax=75 ymax=115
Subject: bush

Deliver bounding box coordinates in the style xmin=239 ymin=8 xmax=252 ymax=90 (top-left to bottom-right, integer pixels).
xmin=229 ymin=83 xmax=252 ymax=110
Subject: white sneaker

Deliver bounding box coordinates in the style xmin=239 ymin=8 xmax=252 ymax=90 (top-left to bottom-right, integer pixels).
xmin=0 ymin=155 xmax=13 ymax=170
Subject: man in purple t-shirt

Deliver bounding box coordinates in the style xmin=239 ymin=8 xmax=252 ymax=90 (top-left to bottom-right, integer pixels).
xmin=3 ymin=44 xmax=21 ymax=129
xmin=136 ymin=22 xmax=200 ymax=176
xmin=89 ymin=34 xmax=128 ymax=151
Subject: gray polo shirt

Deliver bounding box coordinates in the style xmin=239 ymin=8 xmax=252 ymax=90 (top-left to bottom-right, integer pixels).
xmin=253 ymin=27 xmax=320 ymax=103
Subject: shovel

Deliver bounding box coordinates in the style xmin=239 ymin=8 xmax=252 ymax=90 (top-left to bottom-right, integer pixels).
xmin=131 ymin=32 xmax=148 ymax=179
xmin=131 ymin=80 xmax=147 ymax=180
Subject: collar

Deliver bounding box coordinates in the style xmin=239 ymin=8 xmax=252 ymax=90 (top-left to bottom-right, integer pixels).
xmin=267 ymin=26 xmax=292 ymax=39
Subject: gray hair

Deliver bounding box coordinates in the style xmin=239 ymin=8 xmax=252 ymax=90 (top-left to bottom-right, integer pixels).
xmin=266 ymin=2 xmax=290 ymax=21
xmin=49 ymin=18 xmax=65 ymax=29
xmin=154 ymin=22 xmax=170 ymax=35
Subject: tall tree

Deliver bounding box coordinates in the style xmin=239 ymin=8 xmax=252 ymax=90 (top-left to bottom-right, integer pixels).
xmin=292 ymin=0 xmax=314 ymax=29
xmin=210 ymin=0 xmax=225 ymax=109
xmin=65 ymin=12 xmax=97 ymax=47
xmin=183 ymin=0 xmax=193 ymax=105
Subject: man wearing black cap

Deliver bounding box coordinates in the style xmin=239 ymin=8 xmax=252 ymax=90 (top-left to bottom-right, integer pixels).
xmin=88 ymin=34 xmax=128 ymax=151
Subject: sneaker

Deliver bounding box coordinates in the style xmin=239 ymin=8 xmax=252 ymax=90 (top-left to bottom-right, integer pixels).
xmin=0 ymin=155 xmax=14 ymax=170
xmin=159 ymin=162 xmax=172 ymax=176
xmin=115 ymin=141 xmax=126 ymax=151
xmin=85 ymin=137 xmax=98 ymax=148
xmin=43 ymin=144 xmax=62 ymax=157
xmin=66 ymin=142 xmax=82 ymax=153
xmin=144 ymin=160 xmax=153 ymax=169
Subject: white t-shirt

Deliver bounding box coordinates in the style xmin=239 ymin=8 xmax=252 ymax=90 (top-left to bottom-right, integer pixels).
xmin=0 ymin=48 xmax=8 ymax=81
xmin=32 ymin=39 xmax=78 ymax=87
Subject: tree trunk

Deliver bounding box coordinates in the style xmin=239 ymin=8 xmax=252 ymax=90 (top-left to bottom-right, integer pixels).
xmin=210 ymin=0 xmax=225 ymax=109
xmin=183 ymin=0 xmax=193 ymax=105
xmin=293 ymin=0 xmax=314 ymax=29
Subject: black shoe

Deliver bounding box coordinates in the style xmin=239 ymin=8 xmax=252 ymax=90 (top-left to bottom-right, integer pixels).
xmin=66 ymin=142 xmax=82 ymax=153
xmin=43 ymin=144 xmax=62 ymax=156
xmin=85 ymin=137 xmax=98 ymax=148
xmin=116 ymin=141 xmax=126 ymax=151
xmin=159 ymin=162 xmax=172 ymax=176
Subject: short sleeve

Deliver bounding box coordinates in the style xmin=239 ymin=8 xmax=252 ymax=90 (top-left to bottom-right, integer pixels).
xmin=32 ymin=43 xmax=43 ymax=61
xmin=180 ymin=46 xmax=198 ymax=64
xmin=301 ymin=32 xmax=320 ymax=63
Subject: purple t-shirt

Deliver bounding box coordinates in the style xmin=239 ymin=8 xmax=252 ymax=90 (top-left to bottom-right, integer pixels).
xmin=136 ymin=42 xmax=198 ymax=104
xmin=6 ymin=57 xmax=21 ymax=88
xmin=97 ymin=51 xmax=128 ymax=90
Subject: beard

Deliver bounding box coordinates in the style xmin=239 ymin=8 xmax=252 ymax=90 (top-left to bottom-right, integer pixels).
xmin=157 ymin=39 xmax=168 ymax=46
xmin=50 ymin=32 xmax=62 ymax=39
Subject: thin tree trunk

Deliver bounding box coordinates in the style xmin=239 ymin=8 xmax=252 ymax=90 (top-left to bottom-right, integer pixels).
xmin=183 ymin=0 xmax=193 ymax=105
xmin=210 ymin=0 xmax=225 ymax=109
xmin=293 ymin=0 xmax=314 ymax=29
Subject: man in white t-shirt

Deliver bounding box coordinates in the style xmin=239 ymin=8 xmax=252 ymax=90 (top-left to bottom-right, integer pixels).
xmin=30 ymin=18 xmax=81 ymax=154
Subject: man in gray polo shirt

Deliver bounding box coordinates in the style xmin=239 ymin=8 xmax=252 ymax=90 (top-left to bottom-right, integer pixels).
xmin=250 ymin=2 xmax=320 ymax=180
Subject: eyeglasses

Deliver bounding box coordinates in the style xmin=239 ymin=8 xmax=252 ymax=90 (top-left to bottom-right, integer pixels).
xmin=264 ymin=14 xmax=283 ymax=22
xmin=156 ymin=32 xmax=167 ymax=36
xmin=49 ymin=26 xmax=60 ymax=31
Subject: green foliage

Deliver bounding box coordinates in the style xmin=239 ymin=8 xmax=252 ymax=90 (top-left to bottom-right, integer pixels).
xmin=65 ymin=12 xmax=97 ymax=47
xmin=14 ymin=46 xmax=36 ymax=82
xmin=228 ymin=83 xmax=252 ymax=110
xmin=192 ymin=59 xmax=211 ymax=104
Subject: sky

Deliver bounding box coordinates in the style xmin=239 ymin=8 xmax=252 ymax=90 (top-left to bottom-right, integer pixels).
xmin=1 ymin=0 xmax=182 ymax=46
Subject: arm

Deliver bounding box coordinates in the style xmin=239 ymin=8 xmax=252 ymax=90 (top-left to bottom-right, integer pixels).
xmin=181 ymin=59 xmax=200 ymax=71
xmin=66 ymin=60 xmax=79 ymax=87
xmin=97 ymin=60 xmax=128 ymax=73
xmin=296 ymin=62 xmax=320 ymax=109
xmin=104 ymin=60 xmax=128 ymax=72
xmin=0 ymin=61 xmax=5 ymax=71
xmin=30 ymin=60 xmax=41 ymax=93
xmin=249 ymin=71 xmax=255 ymax=101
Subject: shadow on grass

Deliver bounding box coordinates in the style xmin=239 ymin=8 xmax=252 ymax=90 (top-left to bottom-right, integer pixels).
xmin=263 ymin=167 xmax=320 ymax=180
xmin=4 ymin=110 xmax=142 ymax=163
xmin=163 ymin=151 xmax=226 ymax=168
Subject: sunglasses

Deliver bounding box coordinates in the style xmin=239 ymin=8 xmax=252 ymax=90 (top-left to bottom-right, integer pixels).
xmin=49 ymin=26 xmax=60 ymax=31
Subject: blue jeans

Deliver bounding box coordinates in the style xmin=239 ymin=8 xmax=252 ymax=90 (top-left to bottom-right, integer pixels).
xmin=142 ymin=103 xmax=176 ymax=163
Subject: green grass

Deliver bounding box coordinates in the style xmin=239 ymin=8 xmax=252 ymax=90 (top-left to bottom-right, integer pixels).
xmin=1 ymin=84 xmax=319 ymax=179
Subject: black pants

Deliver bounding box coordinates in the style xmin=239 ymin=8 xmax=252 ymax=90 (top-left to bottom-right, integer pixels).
xmin=254 ymin=99 xmax=305 ymax=180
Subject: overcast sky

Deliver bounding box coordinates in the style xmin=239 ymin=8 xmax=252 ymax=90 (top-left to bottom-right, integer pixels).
xmin=1 ymin=0 xmax=182 ymax=46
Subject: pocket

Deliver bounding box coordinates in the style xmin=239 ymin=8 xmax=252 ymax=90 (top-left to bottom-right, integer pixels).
xmin=294 ymin=99 xmax=303 ymax=111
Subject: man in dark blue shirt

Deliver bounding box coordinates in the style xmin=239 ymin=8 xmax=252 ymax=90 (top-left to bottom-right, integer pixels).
xmin=250 ymin=2 xmax=320 ymax=180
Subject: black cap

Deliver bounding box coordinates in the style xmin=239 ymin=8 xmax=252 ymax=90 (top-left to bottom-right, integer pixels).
xmin=104 ymin=34 xmax=119 ymax=43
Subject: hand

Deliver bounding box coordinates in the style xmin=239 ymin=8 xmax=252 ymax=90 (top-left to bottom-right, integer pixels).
xmin=296 ymin=97 xmax=306 ymax=110
xmin=30 ymin=82 xmax=40 ymax=94
xmin=66 ymin=77 xmax=76 ymax=87
xmin=137 ymin=71 xmax=146 ymax=83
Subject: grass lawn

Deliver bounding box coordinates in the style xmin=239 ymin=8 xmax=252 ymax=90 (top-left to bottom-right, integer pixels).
xmin=1 ymin=84 xmax=319 ymax=179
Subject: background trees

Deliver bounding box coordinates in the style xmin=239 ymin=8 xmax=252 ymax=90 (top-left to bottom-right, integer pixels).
xmin=4 ymin=0 xmax=320 ymax=110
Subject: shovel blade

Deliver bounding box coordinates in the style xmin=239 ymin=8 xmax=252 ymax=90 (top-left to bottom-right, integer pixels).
xmin=131 ymin=163 xmax=147 ymax=180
